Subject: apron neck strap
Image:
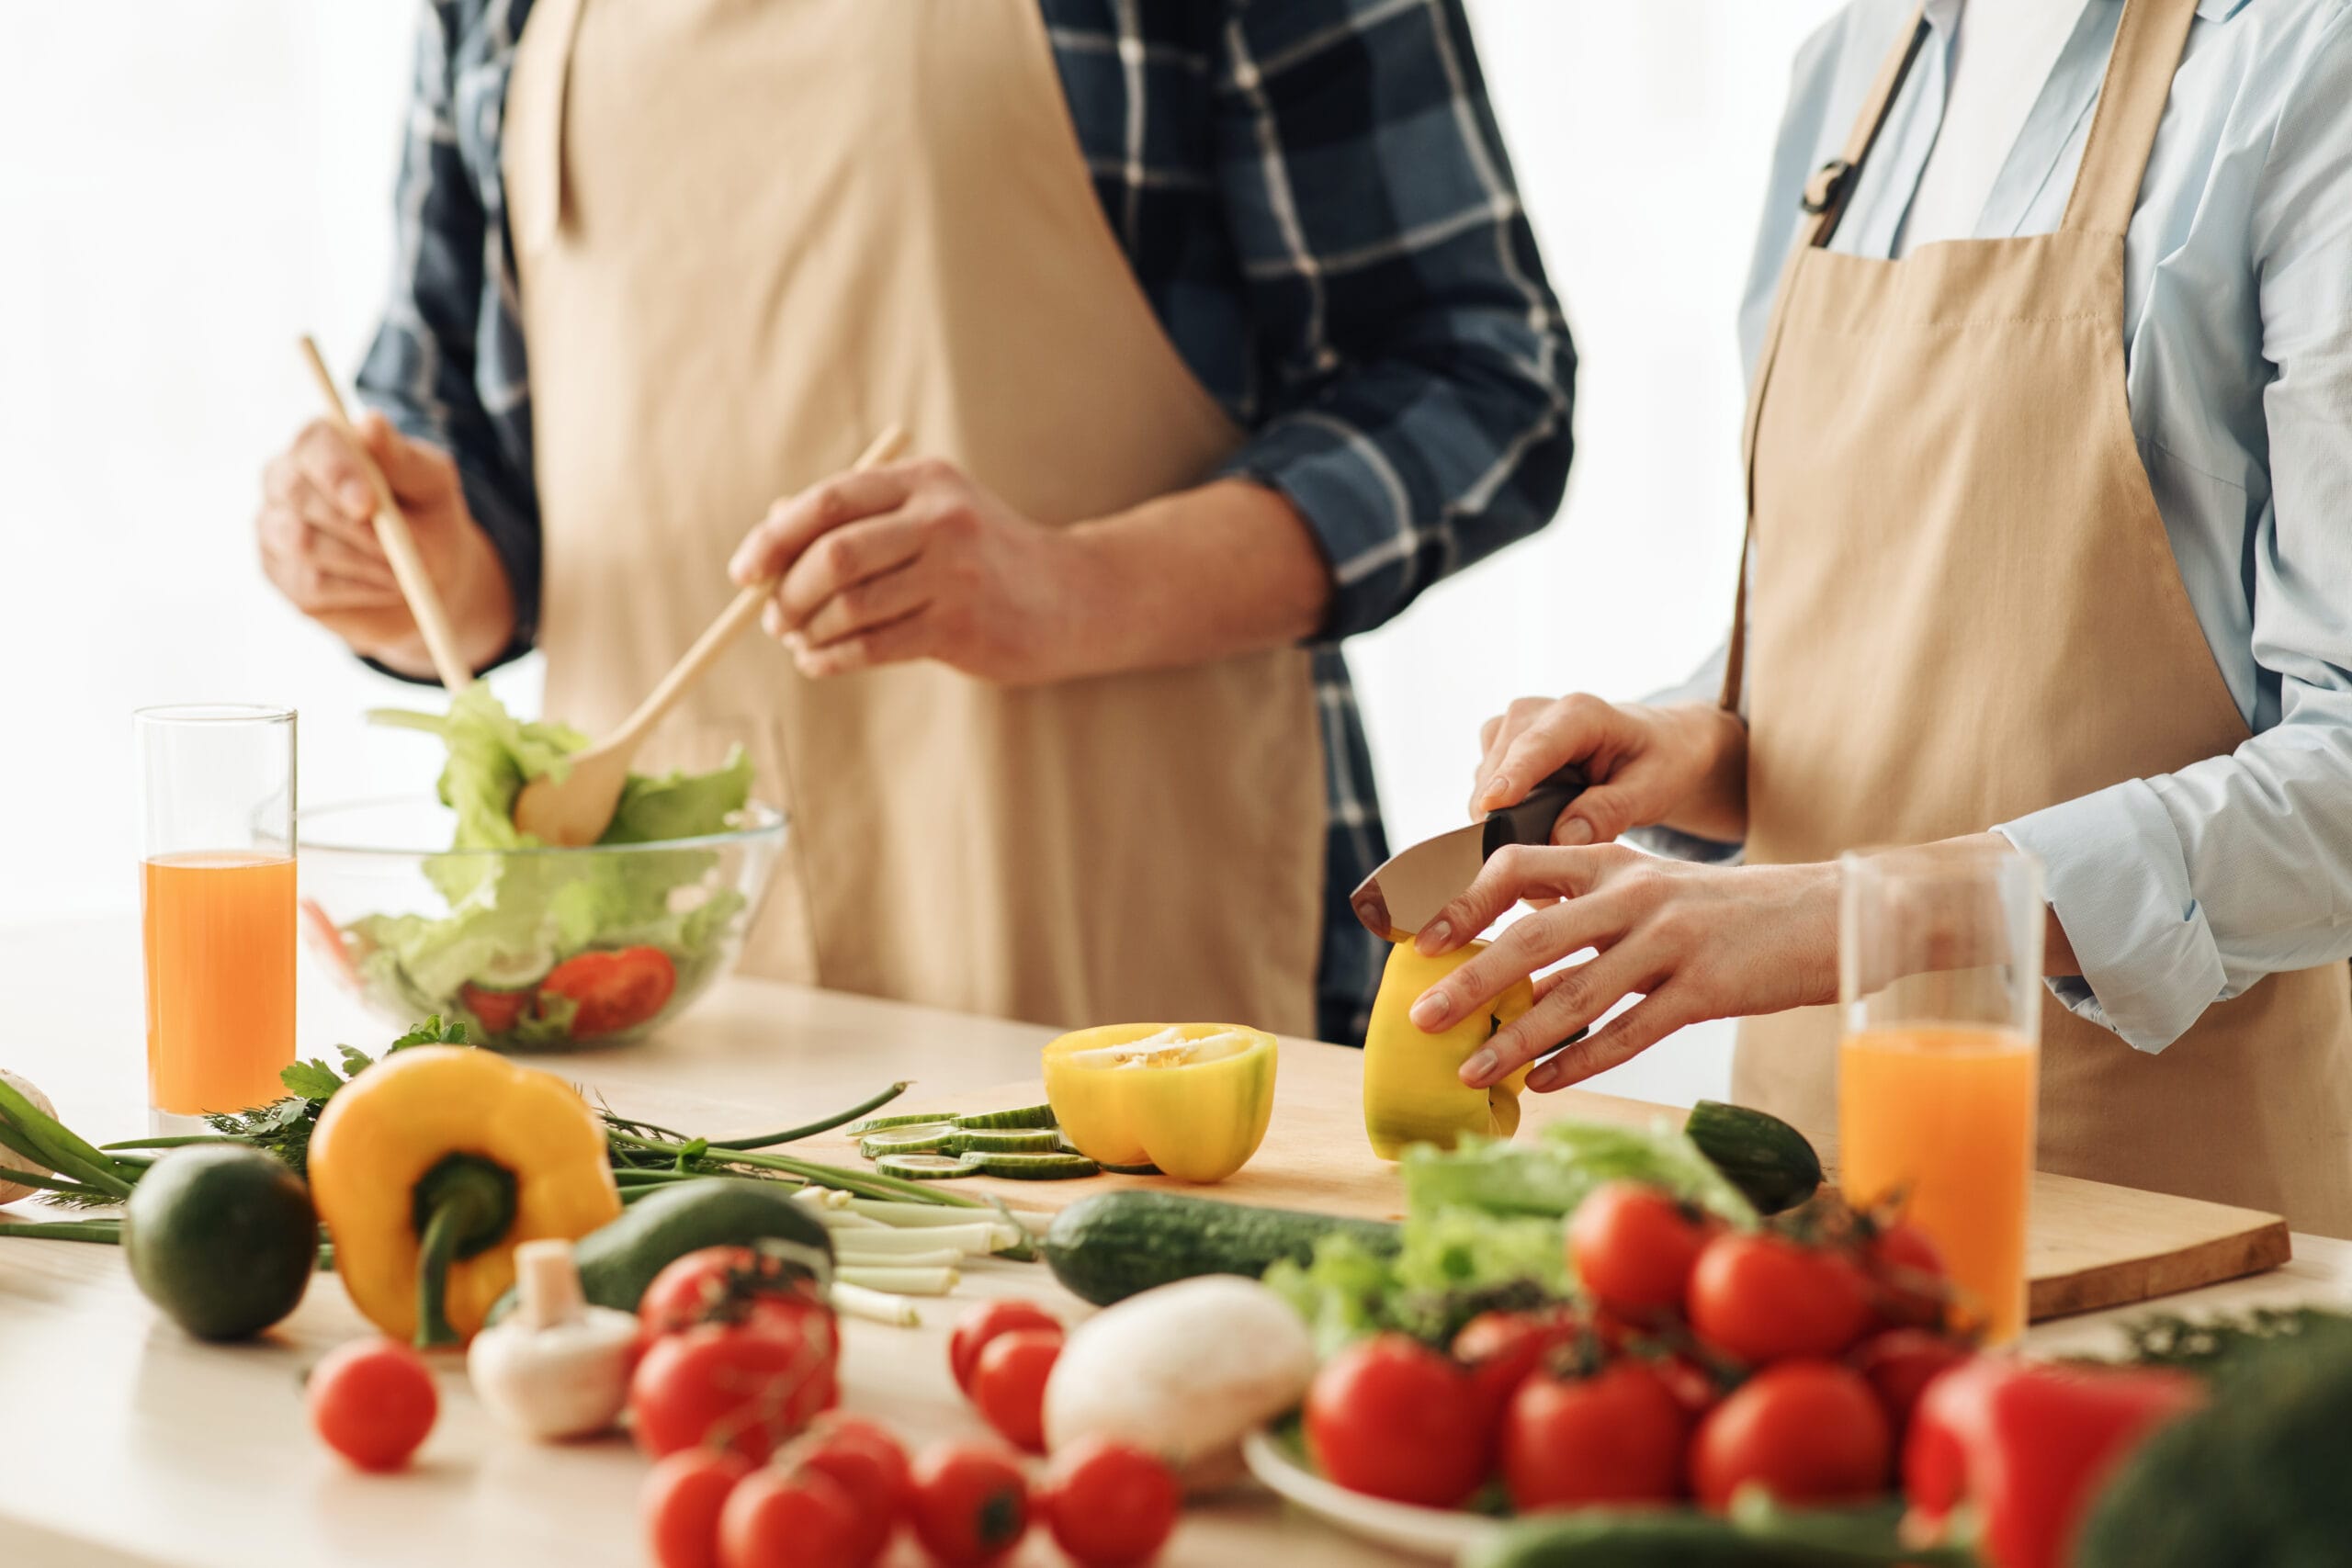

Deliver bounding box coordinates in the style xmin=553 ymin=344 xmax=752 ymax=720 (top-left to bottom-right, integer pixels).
xmin=2062 ymin=0 xmax=2201 ymax=235
xmin=1802 ymin=9 xmax=1929 ymax=251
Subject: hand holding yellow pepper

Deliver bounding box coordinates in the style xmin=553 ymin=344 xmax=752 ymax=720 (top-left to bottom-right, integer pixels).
xmin=310 ymin=1046 xmax=621 ymax=1347
xmin=1363 ymin=941 xmax=1536 ymax=1160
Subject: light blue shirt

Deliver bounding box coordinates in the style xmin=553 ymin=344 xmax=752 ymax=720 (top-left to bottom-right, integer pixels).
xmin=1665 ymin=0 xmax=2352 ymax=1052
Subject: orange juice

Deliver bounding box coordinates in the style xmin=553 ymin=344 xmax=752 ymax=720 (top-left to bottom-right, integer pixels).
xmin=1840 ymin=1025 xmax=2036 ymax=1344
xmin=141 ymin=852 xmax=297 ymax=1114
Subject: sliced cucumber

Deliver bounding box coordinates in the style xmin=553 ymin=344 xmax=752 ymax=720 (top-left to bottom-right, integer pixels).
xmin=1097 ymin=1161 xmax=1162 ymax=1176
xmin=951 ymin=1129 xmax=1065 ymax=1155
xmin=873 ymin=1153 xmax=982 ymax=1180
xmin=955 ymin=1104 xmax=1058 ymax=1132
xmin=856 ymin=1122 xmax=961 ymax=1159
xmin=854 ymin=1111 xmax=962 ymax=1134
xmin=967 ymin=1151 xmax=1098 ymax=1180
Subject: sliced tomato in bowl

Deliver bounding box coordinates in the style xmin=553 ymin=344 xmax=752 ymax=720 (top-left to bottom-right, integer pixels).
xmin=540 ymin=946 xmax=678 ymax=1038
xmin=459 ymin=982 xmax=535 ymax=1036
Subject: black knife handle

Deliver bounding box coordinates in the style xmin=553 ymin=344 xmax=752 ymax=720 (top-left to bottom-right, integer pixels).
xmin=1481 ymin=763 xmax=1590 ymax=859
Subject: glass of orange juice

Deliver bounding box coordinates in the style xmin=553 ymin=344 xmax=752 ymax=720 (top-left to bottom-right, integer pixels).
xmin=136 ymin=705 xmax=298 ymax=1117
xmin=1838 ymin=842 xmax=2043 ymax=1345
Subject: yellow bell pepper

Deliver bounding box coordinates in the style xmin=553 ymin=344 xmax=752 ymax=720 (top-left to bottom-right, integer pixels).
xmin=1043 ymin=1023 xmax=1278 ymax=1184
xmin=309 ymin=1045 xmax=620 ymax=1348
xmin=1363 ymin=941 xmax=1536 ymax=1160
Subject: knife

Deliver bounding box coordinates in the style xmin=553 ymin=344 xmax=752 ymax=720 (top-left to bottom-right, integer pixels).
xmin=1349 ymin=765 xmax=1591 ymax=939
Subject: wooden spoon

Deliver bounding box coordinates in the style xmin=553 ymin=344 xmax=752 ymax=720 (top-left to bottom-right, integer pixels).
xmin=513 ymin=424 xmax=911 ymax=847
xmin=299 ymin=337 xmax=474 ymax=693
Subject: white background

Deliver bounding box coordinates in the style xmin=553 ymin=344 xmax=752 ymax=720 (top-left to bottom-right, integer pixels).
xmin=0 ymin=0 xmax=1842 ymax=1106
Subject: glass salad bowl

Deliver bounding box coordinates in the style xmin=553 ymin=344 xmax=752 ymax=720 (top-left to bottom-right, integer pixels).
xmin=293 ymin=796 xmax=786 ymax=1052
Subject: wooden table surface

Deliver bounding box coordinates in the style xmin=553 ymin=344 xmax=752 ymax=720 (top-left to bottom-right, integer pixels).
xmin=4 ymin=916 xmax=2346 ymax=1568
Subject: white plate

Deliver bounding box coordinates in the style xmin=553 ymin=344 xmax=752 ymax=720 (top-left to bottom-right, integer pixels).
xmin=1240 ymin=1427 xmax=1502 ymax=1562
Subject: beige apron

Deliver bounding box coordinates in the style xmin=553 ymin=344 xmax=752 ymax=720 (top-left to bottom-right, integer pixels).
xmin=502 ymin=0 xmax=1327 ymax=1035
xmin=1727 ymin=0 xmax=2352 ymax=1234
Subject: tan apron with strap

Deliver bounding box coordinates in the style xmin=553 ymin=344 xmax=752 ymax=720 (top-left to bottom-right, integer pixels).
xmin=1727 ymin=0 xmax=2352 ymax=1235
xmin=501 ymin=0 xmax=1327 ymax=1035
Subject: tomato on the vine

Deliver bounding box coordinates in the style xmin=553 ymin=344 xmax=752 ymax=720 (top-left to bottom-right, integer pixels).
xmin=788 ymin=1419 xmax=910 ymax=1568
xmin=1305 ymin=1335 xmax=1490 ymax=1509
xmin=909 ymin=1445 xmax=1031 ymax=1567
xmin=1453 ymin=1307 xmax=1586 ymax=1422
xmin=1687 ymin=1233 xmax=1874 ymax=1363
xmin=718 ymin=1466 xmax=862 ymax=1568
xmin=1690 ymin=1359 xmax=1891 ymax=1510
xmin=639 ymin=1245 xmax=835 ymax=1342
xmin=1568 ymin=1181 xmax=1715 ymax=1320
xmin=948 ymin=1300 xmax=1063 ymax=1397
xmin=1041 ymin=1438 xmax=1182 ymax=1568
xmin=630 ymin=1318 xmax=839 ymax=1462
xmin=641 ymin=1449 xmax=752 ymax=1568
xmin=1502 ymin=1359 xmax=1688 ymax=1510
xmin=1850 ymin=1329 xmax=1971 ymax=1443
xmin=971 ymin=1328 xmax=1061 ymax=1453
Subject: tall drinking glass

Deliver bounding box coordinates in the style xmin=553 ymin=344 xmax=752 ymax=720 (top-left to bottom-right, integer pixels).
xmin=137 ymin=705 xmax=298 ymax=1116
xmin=1838 ymin=842 xmax=2043 ymax=1345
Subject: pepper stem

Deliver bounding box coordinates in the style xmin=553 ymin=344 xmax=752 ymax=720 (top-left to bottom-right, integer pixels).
xmin=410 ymin=1153 xmax=517 ymax=1348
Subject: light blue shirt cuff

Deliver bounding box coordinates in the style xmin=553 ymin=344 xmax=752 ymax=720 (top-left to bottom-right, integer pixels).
xmin=1996 ymin=781 xmax=2230 ymax=1055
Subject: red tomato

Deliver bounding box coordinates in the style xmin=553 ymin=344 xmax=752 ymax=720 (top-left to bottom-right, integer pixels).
xmin=639 ymin=1246 xmax=837 ymax=1342
xmin=1041 ymin=1438 xmax=1182 ymax=1568
xmin=1687 ymin=1234 xmax=1874 ymax=1363
xmin=1453 ymin=1307 xmax=1586 ymax=1423
xmin=307 ymin=1337 xmax=438 ymax=1472
xmin=1867 ymin=1221 xmax=1952 ymax=1329
xmin=803 ymin=1413 xmax=912 ymax=1501
xmin=971 ymin=1328 xmax=1060 ymax=1453
xmin=641 ymin=1449 xmax=752 ymax=1568
xmin=909 ymin=1446 xmax=1031 ymax=1567
xmin=1305 ymin=1335 xmax=1491 ymax=1509
xmin=458 ymin=981 xmax=533 ymax=1036
xmin=539 ymin=945 xmax=678 ymax=1037
xmin=1568 ymin=1181 xmax=1715 ymax=1319
xmin=1650 ymin=1351 xmax=1726 ymax=1418
xmin=1850 ymin=1330 xmax=1972 ymax=1443
xmin=948 ymin=1301 xmax=1063 ymax=1397
xmin=1502 ymin=1359 xmax=1688 ymax=1510
xmin=1690 ymin=1360 xmax=1892 ymax=1511
xmin=718 ymin=1467 xmax=862 ymax=1568
xmin=630 ymin=1319 xmax=837 ymax=1462
xmin=786 ymin=1425 xmax=906 ymax=1568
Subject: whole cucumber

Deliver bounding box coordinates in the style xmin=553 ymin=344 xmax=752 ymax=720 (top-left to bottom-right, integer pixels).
xmin=1043 ymin=1190 xmax=1400 ymax=1306
xmin=487 ymin=1179 xmax=832 ymax=1325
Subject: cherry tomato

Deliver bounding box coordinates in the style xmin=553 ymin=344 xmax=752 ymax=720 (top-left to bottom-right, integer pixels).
xmin=1305 ymin=1335 xmax=1491 ymax=1509
xmin=786 ymin=1423 xmax=906 ymax=1568
xmin=718 ymin=1466 xmax=862 ymax=1568
xmin=1502 ymin=1359 xmax=1688 ymax=1510
xmin=639 ymin=1245 xmax=836 ymax=1342
xmin=1850 ymin=1329 xmax=1972 ymax=1444
xmin=948 ymin=1300 xmax=1063 ymax=1397
xmin=306 ymin=1337 xmax=438 ymax=1472
xmin=1690 ymin=1359 xmax=1891 ymax=1510
xmin=909 ymin=1445 xmax=1031 ymax=1567
xmin=1568 ymin=1181 xmax=1715 ymax=1320
xmin=539 ymin=945 xmax=678 ymax=1037
xmin=1041 ymin=1438 xmax=1182 ymax=1568
xmin=971 ymin=1328 xmax=1060 ymax=1453
xmin=1867 ymin=1221 xmax=1952 ymax=1329
xmin=1687 ymin=1233 xmax=1874 ymax=1363
xmin=630 ymin=1319 xmax=837 ymax=1462
xmin=641 ymin=1449 xmax=752 ymax=1568
xmin=1453 ymin=1307 xmax=1586 ymax=1424
xmin=458 ymin=980 xmax=533 ymax=1036
xmin=1651 ymin=1351 xmax=1727 ymax=1418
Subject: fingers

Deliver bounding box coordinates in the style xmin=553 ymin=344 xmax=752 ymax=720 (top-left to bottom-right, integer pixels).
xmin=258 ymin=515 xmax=407 ymax=612
xmin=767 ymin=511 xmax=929 ymax=632
xmin=258 ymin=503 xmax=399 ymax=592
xmin=265 ymin=454 xmax=390 ymax=561
xmin=289 ymin=418 xmax=380 ymax=521
xmin=1469 ymin=696 xmax=1550 ymax=814
xmin=778 ymin=557 xmax=932 ymax=648
xmin=1524 ymin=986 xmax=1699 ymax=1092
xmin=1464 ymin=944 xmax=1660 ymax=1088
xmin=357 ymin=412 xmax=459 ymax=506
xmin=1476 ymin=694 xmax=1619 ymax=816
xmin=791 ymin=605 xmax=934 ymax=678
xmin=1415 ymin=842 xmax=1627 ymax=957
xmin=730 ymin=467 xmax=922 ymax=586
xmin=1409 ymin=863 xmax=1634 ymax=1030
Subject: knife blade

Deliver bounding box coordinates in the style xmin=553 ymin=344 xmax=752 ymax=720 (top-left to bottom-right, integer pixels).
xmin=1349 ymin=765 xmax=1590 ymax=939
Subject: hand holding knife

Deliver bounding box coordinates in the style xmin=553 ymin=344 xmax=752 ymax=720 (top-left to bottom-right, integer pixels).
xmin=1350 ymin=764 xmax=1591 ymax=941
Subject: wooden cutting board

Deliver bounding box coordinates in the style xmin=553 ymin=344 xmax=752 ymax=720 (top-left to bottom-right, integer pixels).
xmin=797 ymin=1037 xmax=2291 ymax=1323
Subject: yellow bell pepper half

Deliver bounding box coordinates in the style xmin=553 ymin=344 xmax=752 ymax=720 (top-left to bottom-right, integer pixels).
xmin=1363 ymin=941 xmax=1536 ymax=1161
xmin=1042 ymin=1023 xmax=1278 ymax=1184
xmin=309 ymin=1045 xmax=621 ymax=1348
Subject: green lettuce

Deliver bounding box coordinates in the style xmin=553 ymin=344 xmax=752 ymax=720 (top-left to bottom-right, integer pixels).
xmin=1403 ymin=1119 xmax=1758 ymax=1230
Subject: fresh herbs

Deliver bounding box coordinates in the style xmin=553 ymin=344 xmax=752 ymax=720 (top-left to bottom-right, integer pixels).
xmin=201 ymin=1016 xmax=469 ymax=1176
xmin=2111 ymin=1305 xmax=2352 ymax=1377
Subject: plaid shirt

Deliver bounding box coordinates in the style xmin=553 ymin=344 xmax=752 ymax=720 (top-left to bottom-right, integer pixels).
xmin=358 ymin=0 xmax=1576 ymax=1043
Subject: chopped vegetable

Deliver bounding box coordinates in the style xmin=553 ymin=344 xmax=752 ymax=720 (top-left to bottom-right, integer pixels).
xmin=466 ymin=1238 xmax=638 ymax=1440
xmin=1363 ymin=941 xmax=1537 ymax=1159
xmin=1044 ymin=1024 xmax=1276 ymax=1183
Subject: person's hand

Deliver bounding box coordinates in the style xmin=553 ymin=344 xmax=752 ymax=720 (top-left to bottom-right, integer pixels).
xmin=1471 ymin=695 xmax=1746 ymax=846
xmin=729 ymin=457 xmax=1099 ymax=686
xmin=1408 ymin=845 xmax=1839 ymax=1094
xmin=256 ymin=413 xmax=513 ymax=676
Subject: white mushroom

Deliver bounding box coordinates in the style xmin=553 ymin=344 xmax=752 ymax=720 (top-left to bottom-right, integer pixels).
xmin=0 ymin=1070 xmax=57 ymax=1206
xmin=466 ymin=1238 xmax=639 ymax=1440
